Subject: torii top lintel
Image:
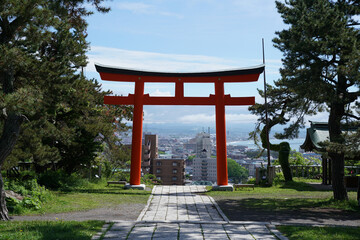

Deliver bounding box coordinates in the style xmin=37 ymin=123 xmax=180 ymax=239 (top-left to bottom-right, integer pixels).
xmin=95 ymin=64 xmax=264 ymax=106
xmin=95 ymin=64 xmax=264 ymax=83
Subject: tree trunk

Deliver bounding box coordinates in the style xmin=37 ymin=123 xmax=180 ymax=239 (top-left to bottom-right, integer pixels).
xmin=330 ymin=152 xmax=348 ymax=200
xmin=0 ymin=113 xmax=24 ymax=220
xmin=0 ymin=172 xmax=9 ymax=221
xmin=357 ymin=177 xmax=360 ymax=207
xmin=278 ymin=142 xmax=292 ymax=182
xmin=328 ymin=100 xmax=348 ymax=201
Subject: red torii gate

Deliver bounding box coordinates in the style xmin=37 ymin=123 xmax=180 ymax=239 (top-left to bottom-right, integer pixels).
xmin=96 ymin=64 xmax=264 ymax=189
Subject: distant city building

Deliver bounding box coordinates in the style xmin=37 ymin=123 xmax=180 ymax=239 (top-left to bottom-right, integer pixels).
xmin=183 ymin=143 xmax=197 ymax=153
xmin=152 ymin=158 xmax=185 ymax=185
xmin=141 ymin=134 xmax=185 ymax=185
xmin=192 ymin=132 xmax=217 ymax=183
xmin=146 ymin=134 xmax=158 ymax=160
xmin=141 ymin=134 xmax=158 ymax=175
xmin=195 ymin=132 xmax=211 ymax=158
xmin=193 ymin=156 xmax=217 ymax=183
xmin=241 ymin=163 xmax=257 ymax=177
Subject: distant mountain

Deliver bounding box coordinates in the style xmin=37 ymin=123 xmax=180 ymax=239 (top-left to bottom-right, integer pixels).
xmin=142 ymin=122 xmax=306 ymax=138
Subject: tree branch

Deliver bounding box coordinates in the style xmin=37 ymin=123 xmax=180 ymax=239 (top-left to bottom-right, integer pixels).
xmin=321 ymin=73 xmax=338 ymax=85
xmin=344 ymin=113 xmax=360 ymax=121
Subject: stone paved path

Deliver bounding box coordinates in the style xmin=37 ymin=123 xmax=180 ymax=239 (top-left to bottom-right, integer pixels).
xmin=94 ymin=186 xmax=286 ymax=240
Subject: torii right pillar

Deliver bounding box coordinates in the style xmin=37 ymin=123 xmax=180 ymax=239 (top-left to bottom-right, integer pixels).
xmin=214 ymin=80 xmax=230 ymax=189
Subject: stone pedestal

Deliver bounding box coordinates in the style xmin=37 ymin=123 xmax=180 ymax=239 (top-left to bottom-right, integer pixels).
xmin=124 ymin=184 xmax=146 ymax=190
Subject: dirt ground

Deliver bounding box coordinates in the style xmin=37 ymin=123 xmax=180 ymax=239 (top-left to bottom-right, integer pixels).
xmin=10 ymin=203 xmax=145 ymax=221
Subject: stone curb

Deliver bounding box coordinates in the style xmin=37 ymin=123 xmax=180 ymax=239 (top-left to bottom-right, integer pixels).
xmin=270 ymin=221 xmax=360 ymax=228
xmin=230 ymin=221 xmax=271 ymax=225
xmin=136 ymin=185 xmax=156 ymax=221
xmin=267 ymin=224 xmax=289 ymax=240
xmin=91 ymin=223 xmax=111 ymax=240
xmin=207 ymin=195 xmax=230 ymax=222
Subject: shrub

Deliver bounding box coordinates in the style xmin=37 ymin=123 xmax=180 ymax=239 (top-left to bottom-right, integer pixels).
xmin=111 ymin=171 xmax=130 ymax=182
xmin=38 ymin=170 xmax=87 ymax=191
xmin=141 ymin=174 xmax=162 ymax=185
xmin=5 ymin=197 xmax=21 ymax=213
xmin=273 ymin=172 xmax=285 ymax=185
xmin=247 ymin=178 xmax=256 ymax=184
xmin=4 ymin=178 xmax=52 ymax=214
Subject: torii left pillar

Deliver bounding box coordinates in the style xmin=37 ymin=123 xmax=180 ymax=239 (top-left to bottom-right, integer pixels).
xmin=129 ymin=80 xmax=145 ymax=189
xmin=95 ymin=64 xmax=264 ymax=190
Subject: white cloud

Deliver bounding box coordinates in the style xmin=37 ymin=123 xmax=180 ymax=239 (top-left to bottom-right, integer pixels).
xmin=143 ymin=109 xmax=154 ymax=119
xmin=116 ymin=2 xmax=152 ymax=14
xmin=180 ymin=114 xmax=215 ymax=124
xmin=115 ymin=2 xmax=183 ymax=18
xmin=305 ymin=111 xmax=329 ymax=124
xmin=226 ymin=113 xmax=258 ymax=123
xmin=149 ymin=89 xmax=172 ymax=96
xmin=87 ymin=46 xmax=275 ymax=74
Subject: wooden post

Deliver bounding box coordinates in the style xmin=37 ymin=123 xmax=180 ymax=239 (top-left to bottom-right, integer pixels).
xmin=329 ymin=159 xmax=332 ymax=185
xmin=323 ymin=157 xmax=327 ymax=185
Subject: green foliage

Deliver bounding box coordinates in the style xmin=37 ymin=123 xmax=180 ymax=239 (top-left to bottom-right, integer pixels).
xmin=210 ymin=177 xmax=359 ymax=211
xmin=0 ymin=220 xmax=105 ymax=240
xmin=0 ymin=0 xmax=130 ymax=220
xmin=227 ymin=159 xmax=249 ymax=184
xmin=246 ymin=178 xmax=256 ymax=184
xmin=4 ymin=178 xmax=52 ymax=214
xmin=111 ymin=171 xmax=130 ymax=182
xmin=289 ymin=151 xmax=321 ymax=166
xmin=0 ymin=0 xmax=132 ymax=172
xmin=273 ymin=0 xmax=360 ymax=200
xmin=37 ymin=170 xmax=88 ymax=191
xmin=141 ymin=174 xmax=162 ymax=186
xmin=272 ymin=172 xmax=285 ymax=185
xmin=5 ymin=197 xmax=21 ymax=213
xmin=100 ymin=144 xmax=131 ymax=179
xmin=277 ymin=226 xmax=360 ymax=240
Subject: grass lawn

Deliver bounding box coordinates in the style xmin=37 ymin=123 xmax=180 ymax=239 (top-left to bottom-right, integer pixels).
xmin=207 ymin=178 xmax=359 ymax=212
xmin=0 ymin=220 xmax=104 ymax=240
xmin=277 ymin=225 xmax=360 ymax=240
xmin=11 ymin=183 xmax=151 ymax=215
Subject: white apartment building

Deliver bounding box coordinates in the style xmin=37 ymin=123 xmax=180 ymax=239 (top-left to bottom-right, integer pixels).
xmin=195 ymin=132 xmax=212 ymax=158
xmin=193 ymin=156 xmax=217 ymax=183
xmin=192 ymin=132 xmax=217 ymax=183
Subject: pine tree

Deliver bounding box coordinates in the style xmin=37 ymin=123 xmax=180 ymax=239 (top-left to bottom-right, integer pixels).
xmin=274 ymin=0 xmax=360 ymax=200
xmin=0 ymin=0 xmax=110 ymax=220
xmin=249 ymin=80 xmax=319 ymax=182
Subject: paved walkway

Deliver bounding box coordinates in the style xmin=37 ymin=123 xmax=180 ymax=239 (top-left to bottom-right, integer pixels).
xmin=93 ymin=186 xmax=287 ymax=240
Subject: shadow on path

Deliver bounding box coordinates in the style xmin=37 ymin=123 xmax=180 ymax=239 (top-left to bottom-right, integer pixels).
xmin=217 ymin=198 xmax=360 ymax=226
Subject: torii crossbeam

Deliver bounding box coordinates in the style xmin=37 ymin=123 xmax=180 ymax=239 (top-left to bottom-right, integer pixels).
xmin=96 ymin=64 xmax=264 ymax=189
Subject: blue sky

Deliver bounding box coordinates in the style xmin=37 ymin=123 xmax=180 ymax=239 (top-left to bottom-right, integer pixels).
xmin=84 ymin=0 xmax=328 ymax=129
